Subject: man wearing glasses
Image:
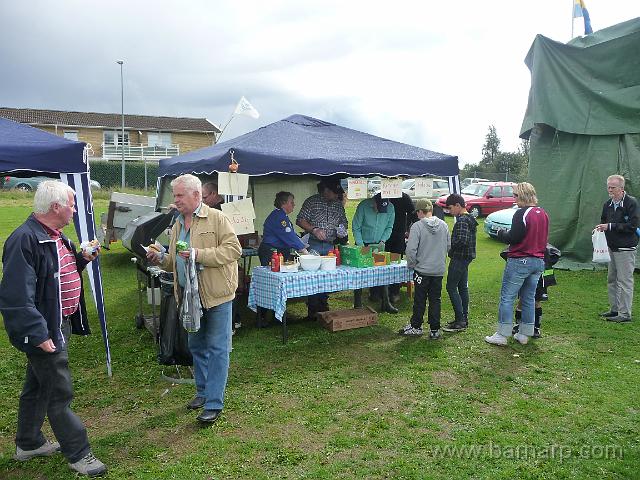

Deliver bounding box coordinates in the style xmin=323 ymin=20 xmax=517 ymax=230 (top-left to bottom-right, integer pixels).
xmin=595 ymin=174 xmax=639 ymax=323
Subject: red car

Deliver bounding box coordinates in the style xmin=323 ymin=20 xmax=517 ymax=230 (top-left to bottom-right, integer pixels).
xmin=436 ymin=181 xmax=517 ymax=217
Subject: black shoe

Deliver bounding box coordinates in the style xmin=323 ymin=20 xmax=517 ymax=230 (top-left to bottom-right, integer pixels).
xmin=599 ymin=311 xmax=618 ymax=318
xmin=197 ymin=409 xmax=222 ymax=423
xmin=512 ymin=324 xmax=520 ymax=335
xmin=607 ymin=315 xmax=632 ymax=323
xmin=443 ymin=321 xmax=467 ymax=332
xmin=532 ymin=328 xmax=542 ymax=339
xmin=186 ymin=396 xmax=205 ymax=410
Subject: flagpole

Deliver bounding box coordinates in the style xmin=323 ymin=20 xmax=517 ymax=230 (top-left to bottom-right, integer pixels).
xmin=216 ymin=112 xmax=236 ymax=143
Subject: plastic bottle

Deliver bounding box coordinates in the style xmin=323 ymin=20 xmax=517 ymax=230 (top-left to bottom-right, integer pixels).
xmin=271 ymin=250 xmax=280 ymax=272
xmin=279 ymin=253 xmax=284 ymax=269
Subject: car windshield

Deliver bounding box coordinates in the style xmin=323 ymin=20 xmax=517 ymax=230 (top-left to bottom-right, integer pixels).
xmin=401 ymin=179 xmax=414 ymax=189
xmin=461 ymin=184 xmax=490 ymax=196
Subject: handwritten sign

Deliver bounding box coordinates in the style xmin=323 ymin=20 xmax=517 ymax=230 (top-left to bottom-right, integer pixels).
xmin=218 ymin=172 xmax=249 ymax=197
xmin=221 ymin=198 xmax=256 ymax=235
xmin=414 ymin=178 xmax=434 ymax=197
xmin=380 ymin=178 xmax=402 ymax=198
xmin=347 ymin=178 xmax=367 ymax=199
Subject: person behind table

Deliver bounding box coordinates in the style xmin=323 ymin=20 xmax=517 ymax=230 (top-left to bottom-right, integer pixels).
xmin=442 ymin=193 xmax=477 ymax=333
xmin=387 ymin=192 xmax=415 ymax=303
xmin=202 ymin=181 xmax=225 ymax=210
xmin=147 ymin=174 xmax=242 ymax=424
xmin=399 ymin=199 xmax=450 ymax=340
xmin=258 ymin=191 xmax=308 ymax=266
xmin=352 ymin=193 xmax=397 ymax=313
xmin=296 ymin=178 xmax=349 ymax=318
xmin=595 ymin=174 xmax=639 ymax=323
xmin=485 ymin=182 xmax=549 ymax=346
xmin=0 ymin=180 xmax=106 ymax=476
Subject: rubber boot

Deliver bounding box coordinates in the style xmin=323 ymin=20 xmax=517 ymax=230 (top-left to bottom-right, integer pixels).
xmin=381 ymin=285 xmax=398 ymax=314
xmin=354 ymin=289 xmax=363 ymax=309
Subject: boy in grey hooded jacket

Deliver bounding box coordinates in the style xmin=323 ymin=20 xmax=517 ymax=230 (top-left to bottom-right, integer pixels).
xmin=400 ymin=199 xmax=451 ymax=339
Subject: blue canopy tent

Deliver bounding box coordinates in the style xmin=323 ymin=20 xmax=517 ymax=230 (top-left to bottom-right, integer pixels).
xmin=160 ymin=114 xmax=459 ymax=180
xmin=0 ymin=117 xmax=111 ymax=376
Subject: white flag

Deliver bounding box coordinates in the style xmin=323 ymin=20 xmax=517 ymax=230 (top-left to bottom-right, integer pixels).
xmin=234 ymin=96 xmax=260 ymax=119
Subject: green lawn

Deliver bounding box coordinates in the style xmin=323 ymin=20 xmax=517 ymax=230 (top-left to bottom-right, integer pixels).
xmin=0 ymin=194 xmax=638 ymax=479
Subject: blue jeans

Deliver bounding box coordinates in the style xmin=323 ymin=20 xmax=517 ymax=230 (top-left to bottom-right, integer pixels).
xmin=498 ymin=257 xmax=544 ymax=337
xmin=446 ymin=258 xmax=471 ymax=322
xmin=188 ymin=300 xmax=232 ymax=410
xmin=307 ymin=238 xmax=334 ymax=313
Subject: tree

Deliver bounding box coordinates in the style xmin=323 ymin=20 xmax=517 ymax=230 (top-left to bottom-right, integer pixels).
xmin=480 ymin=125 xmax=500 ymax=167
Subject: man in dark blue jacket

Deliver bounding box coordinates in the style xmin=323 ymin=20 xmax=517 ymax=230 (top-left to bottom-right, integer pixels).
xmin=0 ymin=180 xmax=106 ymax=477
xmin=595 ymin=174 xmax=639 ymax=323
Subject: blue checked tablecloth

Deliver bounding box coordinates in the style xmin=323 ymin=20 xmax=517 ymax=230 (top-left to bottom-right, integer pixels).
xmin=248 ymin=264 xmax=413 ymax=321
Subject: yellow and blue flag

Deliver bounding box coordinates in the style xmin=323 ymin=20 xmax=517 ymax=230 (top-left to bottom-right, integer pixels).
xmin=573 ymin=0 xmax=593 ymax=34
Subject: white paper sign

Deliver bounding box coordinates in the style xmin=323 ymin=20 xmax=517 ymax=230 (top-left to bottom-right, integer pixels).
xmin=414 ymin=178 xmax=434 ymax=197
xmin=217 ymin=172 xmax=249 ymax=197
xmin=221 ymin=198 xmax=256 ymax=235
xmin=380 ymin=178 xmax=402 ymax=198
xmin=347 ymin=178 xmax=368 ymax=199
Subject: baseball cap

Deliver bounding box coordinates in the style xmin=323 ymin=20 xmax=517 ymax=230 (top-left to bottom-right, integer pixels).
xmin=374 ymin=193 xmax=389 ymax=213
xmin=415 ymin=198 xmax=433 ymax=212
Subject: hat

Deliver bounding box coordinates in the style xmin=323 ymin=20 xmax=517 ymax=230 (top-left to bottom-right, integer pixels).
xmin=374 ymin=193 xmax=389 ymax=213
xmin=415 ymin=198 xmax=433 ymax=212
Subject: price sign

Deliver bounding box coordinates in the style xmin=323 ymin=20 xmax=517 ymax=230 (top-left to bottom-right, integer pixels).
xmin=414 ymin=178 xmax=434 ymax=197
xmin=380 ymin=178 xmax=402 ymax=198
xmin=347 ymin=178 xmax=367 ymax=199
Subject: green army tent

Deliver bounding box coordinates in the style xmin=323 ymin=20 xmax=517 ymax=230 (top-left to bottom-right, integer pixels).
xmin=520 ymin=18 xmax=640 ymax=269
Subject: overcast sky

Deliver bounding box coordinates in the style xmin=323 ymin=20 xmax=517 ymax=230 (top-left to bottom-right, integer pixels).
xmin=1 ymin=1 xmax=637 ymax=166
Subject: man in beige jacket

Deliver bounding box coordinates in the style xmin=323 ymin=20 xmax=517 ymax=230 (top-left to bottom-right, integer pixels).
xmin=147 ymin=174 xmax=241 ymax=423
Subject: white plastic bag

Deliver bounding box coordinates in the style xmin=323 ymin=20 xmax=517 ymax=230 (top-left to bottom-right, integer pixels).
xmin=592 ymin=230 xmax=611 ymax=263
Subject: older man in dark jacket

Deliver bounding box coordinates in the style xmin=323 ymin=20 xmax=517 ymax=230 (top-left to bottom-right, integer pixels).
xmin=0 ymin=180 xmax=106 ymax=477
xmin=596 ymin=174 xmax=639 ymax=323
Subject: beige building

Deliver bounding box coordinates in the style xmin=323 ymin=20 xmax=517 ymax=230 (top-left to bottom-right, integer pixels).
xmin=0 ymin=107 xmax=220 ymax=161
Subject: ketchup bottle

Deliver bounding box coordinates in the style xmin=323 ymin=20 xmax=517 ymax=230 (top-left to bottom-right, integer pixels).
xmin=271 ymin=250 xmax=280 ymax=272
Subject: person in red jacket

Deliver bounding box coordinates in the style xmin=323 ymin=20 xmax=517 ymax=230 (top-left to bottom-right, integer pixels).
xmin=485 ymin=182 xmax=549 ymax=346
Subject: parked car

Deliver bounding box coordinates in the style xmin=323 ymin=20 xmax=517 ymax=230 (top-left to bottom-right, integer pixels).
xmin=367 ymin=177 xmax=382 ymax=195
xmin=401 ymin=178 xmax=450 ymax=201
xmin=436 ymin=181 xmax=517 ymax=217
xmin=1 ymin=175 xmax=101 ymax=191
xmin=484 ymin=205 xmax=517 ymax=239
xmin=460 ymin=177 xmax=491 ymax=189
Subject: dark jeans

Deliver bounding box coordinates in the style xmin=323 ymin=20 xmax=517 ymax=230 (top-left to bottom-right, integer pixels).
xmin=446 ymin=258 xmax=471 ymax=322
xmin=17 ymin=321 xmax=90 ymax=463
xmin=410 ymin=271 xmax=442 ymax=331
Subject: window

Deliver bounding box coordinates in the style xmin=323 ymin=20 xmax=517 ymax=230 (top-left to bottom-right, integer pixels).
xmin=489 ymin=186 xmax=502 ymax=198
xmin=103 ymin=130 xmax=129 ymax=145
xmin=63 ymin=130 xmax=78 ymax=141
xmin=147 ymin=132 xmax=172 ymax=147
xmin=434 ymin=180 xmax=449 ymax=189
xmin=503 ymin=186 xmax=514 ymax=197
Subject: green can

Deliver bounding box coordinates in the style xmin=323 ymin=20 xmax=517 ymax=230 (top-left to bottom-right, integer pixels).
xmin=176 ymin=240 xmax=189 ymax=252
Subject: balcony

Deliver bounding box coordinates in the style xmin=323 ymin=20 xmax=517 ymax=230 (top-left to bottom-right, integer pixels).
xmin=101 ymin=143 xmax=180 ymax=161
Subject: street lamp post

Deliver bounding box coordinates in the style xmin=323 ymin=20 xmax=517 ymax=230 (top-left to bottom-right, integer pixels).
xmin=116 ymin=60 xmax=125 ymax=188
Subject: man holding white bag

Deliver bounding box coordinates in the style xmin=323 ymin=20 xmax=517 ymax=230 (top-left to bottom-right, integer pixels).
xmin=595 ymin=174 xmax=639 ymax=323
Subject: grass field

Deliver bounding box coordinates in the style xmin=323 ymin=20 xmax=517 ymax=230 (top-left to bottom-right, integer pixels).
xmin=0 ymin=193 xmax=638 ymax=479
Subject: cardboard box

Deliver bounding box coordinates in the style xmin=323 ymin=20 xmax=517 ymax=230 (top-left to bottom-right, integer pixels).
xmin=318 ymin=307 xmax=378 ymax=332
xmin=340 ymin=245 xmax=374 ymax=267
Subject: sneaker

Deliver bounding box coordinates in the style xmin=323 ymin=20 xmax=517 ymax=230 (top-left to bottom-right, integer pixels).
xmin=442 ymin=321 xmax=467 ymax=332
xmin=513 ymin=332 xmax=529 ymax=345
xmin=398 ymin=324 xmax=423 ymax=336
xmin=429 ymin=329 xmax=442 ymax=340
xmin=68 ymin=452 xmax=107 ymax=477
xmin=484 ymin=332 xmax=508 ymax=346
xmin=599 ymin=311 xmax=618 ymax=318
xmin=532 ymin=328 xmax=542 ymax=339
xmin=607 ymin=315 xmax=632 ymax=323
xmin=14 ymin=440 xmax=60 ymax=461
